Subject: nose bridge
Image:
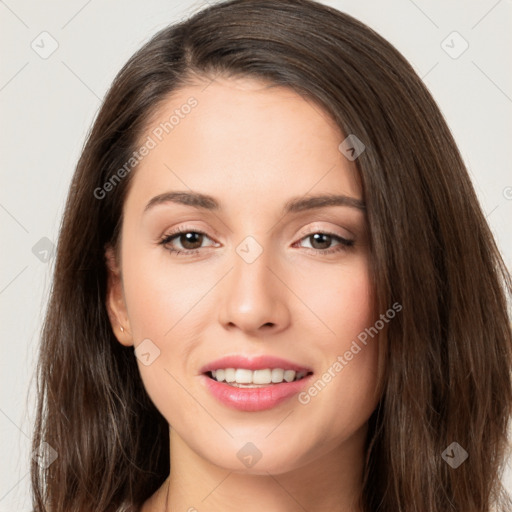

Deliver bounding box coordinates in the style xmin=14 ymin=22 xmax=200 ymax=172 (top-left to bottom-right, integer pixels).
xmin=218 ymin=233 xmax=290 ymax=333
xmin=234 ymin=234 xmax=273 ymax=294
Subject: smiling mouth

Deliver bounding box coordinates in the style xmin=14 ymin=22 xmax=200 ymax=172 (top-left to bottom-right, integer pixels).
xmin=205 ymin=368 xmax=314 ymax=388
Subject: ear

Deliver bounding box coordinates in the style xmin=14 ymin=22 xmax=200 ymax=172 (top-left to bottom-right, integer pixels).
xmin=104 ymin=244 xmax=134 ymax=347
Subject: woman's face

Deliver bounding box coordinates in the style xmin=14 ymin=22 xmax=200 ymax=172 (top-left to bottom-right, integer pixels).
xmin=106 ymin=76 xmax=380 ymax=474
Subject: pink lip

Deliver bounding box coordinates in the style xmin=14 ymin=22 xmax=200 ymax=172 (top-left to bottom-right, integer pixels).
xmin=199 ymin=355 xmax=312 ymax=374
xmin=200 ymin=373 xmax=314 ymax=412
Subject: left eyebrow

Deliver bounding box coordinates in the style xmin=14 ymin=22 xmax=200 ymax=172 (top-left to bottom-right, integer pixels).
xmin=143 ymin=191 xmax=366 ymax=215
xmin=282 ymin=193 xmax=365 ymax=213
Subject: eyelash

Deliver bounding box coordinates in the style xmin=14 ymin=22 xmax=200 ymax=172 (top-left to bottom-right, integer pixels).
xmin=158 ymin=226 xmax=355 ymax=257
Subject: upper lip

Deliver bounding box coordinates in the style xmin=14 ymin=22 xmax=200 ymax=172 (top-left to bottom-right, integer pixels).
xmin=200 ymin=355 xmax=313 ymax=374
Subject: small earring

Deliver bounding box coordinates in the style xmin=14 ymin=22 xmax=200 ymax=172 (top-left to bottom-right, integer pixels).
xmin=120 ymin=325 xmax=125 ymax=332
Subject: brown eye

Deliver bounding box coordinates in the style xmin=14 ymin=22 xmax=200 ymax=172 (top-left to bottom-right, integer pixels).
xmin=159 ymin=228 xmax=216 ymax=256
xmin=308 ymin=233 xmax=333 ymax=250
xmin=176 ymin=232 xmax=204 ymax=250
xmin=296 ymin=231 xmax=354 ymax=255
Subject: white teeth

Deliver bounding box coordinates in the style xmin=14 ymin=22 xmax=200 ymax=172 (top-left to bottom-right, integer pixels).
xmin=235 ymin=368 xmax=253 ymax=384
xmin=253 ymin=369 xmax=272 ymax=384
xmin=271 ymin=368 xmax=284 ymax=383
xmin=283 ymin=370 xmax=296 ymax=383
xmin=224 ymin=368 xmax=236 ymax=382
xmin=209 ymin=368 xmax=309 ymax=385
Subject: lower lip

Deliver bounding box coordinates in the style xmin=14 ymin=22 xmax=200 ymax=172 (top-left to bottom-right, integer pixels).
xmin=201 ymin=373 xmax=313 ymax=412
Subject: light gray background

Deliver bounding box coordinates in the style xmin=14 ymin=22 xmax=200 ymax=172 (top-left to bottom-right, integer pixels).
xmin=1 ymin=0 xmax=511 ymax=509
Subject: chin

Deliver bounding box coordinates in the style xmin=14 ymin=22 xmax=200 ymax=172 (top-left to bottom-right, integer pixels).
xmin=205 ymin=444 xmax=306 ymax=476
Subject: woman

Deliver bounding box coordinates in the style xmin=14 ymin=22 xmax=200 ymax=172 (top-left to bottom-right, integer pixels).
xmin=31 ymin=0 xmax=512 ymax=511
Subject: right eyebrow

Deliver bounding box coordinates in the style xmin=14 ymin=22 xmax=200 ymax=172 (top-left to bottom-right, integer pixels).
xmin=144 ymin=191 xmax=220 ymax=213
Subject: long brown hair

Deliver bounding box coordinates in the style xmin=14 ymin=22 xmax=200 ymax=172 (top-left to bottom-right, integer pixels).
xmin=31 ymin=0 xmax=512 ymax=510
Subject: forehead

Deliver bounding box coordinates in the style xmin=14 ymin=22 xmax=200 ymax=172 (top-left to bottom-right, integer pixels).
xmin=124 ymin=76 xmax=362 ymax=216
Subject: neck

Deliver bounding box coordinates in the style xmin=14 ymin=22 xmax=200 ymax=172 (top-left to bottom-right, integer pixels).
xmin=150 ymin=424 xmax=368 ymax=512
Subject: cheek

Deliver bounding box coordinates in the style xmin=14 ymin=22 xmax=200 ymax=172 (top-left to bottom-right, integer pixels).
xmin=294 ymin=256 xmax=379 ymax=420
xmin=330 ymin=271 xmax=373 ymax=334
xmin=295 ymin=254 xmax=374 ymax=341
xmin=121 ymin=246 xmax=207 ymax=340
xmin=119 ymin=246 xmax=214 ymax=417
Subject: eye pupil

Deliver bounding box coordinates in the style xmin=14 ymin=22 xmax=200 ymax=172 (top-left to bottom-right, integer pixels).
xmin=310 ymin=233 xmax=331 ymax=250
xmin=181 ymin=232 xmax=203 ymax=249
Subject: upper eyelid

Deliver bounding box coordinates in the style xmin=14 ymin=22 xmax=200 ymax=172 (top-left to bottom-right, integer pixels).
xmin=154 ymin=209 xmax=362 ymax=237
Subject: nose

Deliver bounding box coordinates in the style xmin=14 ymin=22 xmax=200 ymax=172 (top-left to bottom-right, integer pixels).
xmin=217 ymin=241 xmax=291 ymax=336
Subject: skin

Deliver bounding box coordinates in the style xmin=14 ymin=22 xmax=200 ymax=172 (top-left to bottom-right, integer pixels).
xmin=105 ymin=76 xmax=381 ymax=512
